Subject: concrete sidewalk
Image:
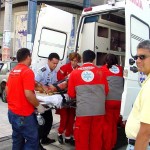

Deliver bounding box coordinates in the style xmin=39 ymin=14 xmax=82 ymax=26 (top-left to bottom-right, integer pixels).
xmin=0 ymin=100 xmax=12 ymax=138
xmin=0 ymin=99 xmax=74 ymax=150
xmin=0 ymin=99 xmax=127 ymax=150
xmin=0 ymin=100 xmax=75 ymax=150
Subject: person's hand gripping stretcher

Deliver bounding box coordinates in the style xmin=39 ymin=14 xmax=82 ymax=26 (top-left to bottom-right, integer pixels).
xmin=35 ymin=78 xmax=75 ymax=108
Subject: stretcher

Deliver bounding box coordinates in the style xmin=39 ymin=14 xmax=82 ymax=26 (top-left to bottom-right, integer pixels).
xmin=35 ymin=92 xmax=76 ymax=125
xmin=36 ymin=92 xmax=76 ymax=109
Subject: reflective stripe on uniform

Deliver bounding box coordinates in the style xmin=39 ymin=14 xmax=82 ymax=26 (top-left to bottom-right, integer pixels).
xmin=106 ymin=76 xmax=124 ymax=100
xmin=76 ymin=84 xmax=105 ymax=116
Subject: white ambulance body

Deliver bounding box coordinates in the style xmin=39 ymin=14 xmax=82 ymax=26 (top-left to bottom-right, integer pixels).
xmin=74 ymin=0 xmax=150 ymax=120
xmin=32 ymin=0 xmax=150 ymax=120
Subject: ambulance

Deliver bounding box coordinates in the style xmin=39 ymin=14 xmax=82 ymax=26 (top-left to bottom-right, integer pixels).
xmin=32 ymin=0 xmax=150 ymax=120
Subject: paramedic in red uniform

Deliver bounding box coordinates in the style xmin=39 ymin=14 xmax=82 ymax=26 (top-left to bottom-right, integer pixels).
xmin=6 ymin=48 xmax=45 ymax=150
xmin=68 ymin=50 xmax=108 ymax=150
xmin=100 ymin=54 xmax=124 ymax=150
xmin=57 ymin=52 xmax=81 ymax=145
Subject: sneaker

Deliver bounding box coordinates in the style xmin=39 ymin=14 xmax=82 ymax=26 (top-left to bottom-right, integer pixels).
xmin=65 ymin=137 xmax=75 ymax=146
xmin=58 ymin=134 xmax=63 ymax=144
xmin=41 ymin=137 xmax=56 ymax=145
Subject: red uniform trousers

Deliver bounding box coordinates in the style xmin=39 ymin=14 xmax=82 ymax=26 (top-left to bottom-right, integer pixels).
xmin=103 ymin=100 xmax=121 ymax=150
xmin=58 ymin=107 xmax=75 ymax=137
xmin=74 ymin=115 xmax=104 ymax=150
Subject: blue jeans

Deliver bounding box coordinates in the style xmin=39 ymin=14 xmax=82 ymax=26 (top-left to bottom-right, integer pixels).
xmin=8 ymin=110 xmax=39 ymax=150
xmin=126 ymin=144 xmax=150 ymax=150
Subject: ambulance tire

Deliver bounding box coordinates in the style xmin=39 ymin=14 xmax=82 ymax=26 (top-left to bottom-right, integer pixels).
xmin=1 ymin=89 xmax=7 ymax=103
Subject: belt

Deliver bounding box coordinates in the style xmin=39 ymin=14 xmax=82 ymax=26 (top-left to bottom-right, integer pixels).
xmin=129 ymin=139 xmax=150 ymax=146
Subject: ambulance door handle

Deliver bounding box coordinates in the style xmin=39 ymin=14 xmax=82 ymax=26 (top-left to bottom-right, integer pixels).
xmin=130 ymin=66 xmax=138 ymax=73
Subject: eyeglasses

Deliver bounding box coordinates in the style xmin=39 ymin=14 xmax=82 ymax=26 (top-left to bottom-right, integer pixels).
xmin=133 ymin=55 xmax=150 ymax=60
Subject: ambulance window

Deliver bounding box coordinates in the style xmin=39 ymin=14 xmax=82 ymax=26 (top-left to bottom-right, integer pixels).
xmin=110 ymin=29 xmax=125 ymax=52
xmin=38 ymin=28 xmax=67 ymax=60
xmin=101 ymin=14 xmax=125 ymax=26
xmin=97 ymin=26 xmax=108 ymax=38
xmin=130 ymin=16 xmax=149 ymax=56
xmin=84 ymin=16 xmax=99 ymax=24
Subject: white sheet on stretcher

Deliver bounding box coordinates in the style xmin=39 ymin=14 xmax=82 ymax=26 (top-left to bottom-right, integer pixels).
xmin=36 ymin=94 xmax=69 ymax=108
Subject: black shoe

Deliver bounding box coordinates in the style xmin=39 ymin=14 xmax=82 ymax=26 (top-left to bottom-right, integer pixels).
xmin=41 ymin=137 xmax=56 ymax=145
xmin=65 ymin=137 xmax=75 ymax=146
xmin=39 ymin=143 xmax=47 ymax=150
xmin=58 ymin=134 xmax=63 ymax=144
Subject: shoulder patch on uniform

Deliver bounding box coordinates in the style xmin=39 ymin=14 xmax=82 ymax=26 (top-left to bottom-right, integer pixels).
xmin=41 ymin=67 xmax=46 ymax=72
xmin=109 ymin=65 xmax=119 ymax=74
xmin=81 ymin=70 xmax=94 ymax=82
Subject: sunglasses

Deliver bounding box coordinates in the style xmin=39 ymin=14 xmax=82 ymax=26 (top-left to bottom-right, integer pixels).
xmin=133 ymin=55 xmax=150 ymax=60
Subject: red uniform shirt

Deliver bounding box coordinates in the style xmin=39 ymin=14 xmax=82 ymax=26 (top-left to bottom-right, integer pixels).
xmin=100 ymin=64 xmax=123 ymax=77
xmin=100 ymin=64 xmax=123 ymax=101
xmin=7 ymin=64 xmax=35 ymax=116
xmin=68 ymin=63 xmax=109 ymax=116
xmin=68 ymin=63 xmax=108 ymax=98
xmin=57 ymin=62 xmax=79 ymax=81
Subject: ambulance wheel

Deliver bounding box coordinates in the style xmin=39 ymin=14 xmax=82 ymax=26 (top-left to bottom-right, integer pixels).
xmin=1 ymin=89 xmax=7 ymax=103
xmin=1 ymin=81 xmax=6 ymax=91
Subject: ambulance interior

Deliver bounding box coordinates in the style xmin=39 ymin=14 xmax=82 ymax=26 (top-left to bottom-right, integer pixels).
xmin=77 ymin=9 xmax=125 ymax=67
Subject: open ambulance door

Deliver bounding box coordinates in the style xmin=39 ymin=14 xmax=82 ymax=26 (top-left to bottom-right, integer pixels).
xmin=31 ymin=4 xmax=73 ymax=73
xmin=120 ymin=0 xmax=150 ymax=120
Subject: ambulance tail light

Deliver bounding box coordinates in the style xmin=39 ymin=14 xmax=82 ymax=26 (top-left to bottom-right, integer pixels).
xmin=84 ymin=7 xmax=92 ymax=12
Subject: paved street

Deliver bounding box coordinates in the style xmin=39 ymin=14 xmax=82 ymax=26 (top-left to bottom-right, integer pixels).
xmin=0 ymin=100 xmax=12 ymax=138
xmin=0 ymin=99 xmax=75 ymax=150
xmin=0 ymin=99 xmax=127 ymax=150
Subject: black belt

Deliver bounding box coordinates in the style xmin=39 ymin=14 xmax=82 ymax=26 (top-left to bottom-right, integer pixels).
xmin=129 ymin=139 xmax=150 ymax=146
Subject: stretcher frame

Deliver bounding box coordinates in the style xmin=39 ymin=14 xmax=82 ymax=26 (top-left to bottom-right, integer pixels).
xmin=36 ymin=92 xmax=76 ymax=109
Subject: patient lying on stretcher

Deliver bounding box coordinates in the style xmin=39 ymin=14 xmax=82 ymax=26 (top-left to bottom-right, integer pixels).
xmin=35 ymin=79 xmax=68 ymax=95
xmin=34 ymin=78 xmax=75 ymax=108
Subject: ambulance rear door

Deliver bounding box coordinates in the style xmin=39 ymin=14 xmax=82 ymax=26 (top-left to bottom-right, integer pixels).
xmin=120 ymin=0 xmax=150 ymax=120
xmin=31 ymin=4 xmax=73 ymax=73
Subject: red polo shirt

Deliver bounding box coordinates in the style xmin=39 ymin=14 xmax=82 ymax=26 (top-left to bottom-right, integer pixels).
xmin=7 ymin=64 xmax=35 ymax=116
